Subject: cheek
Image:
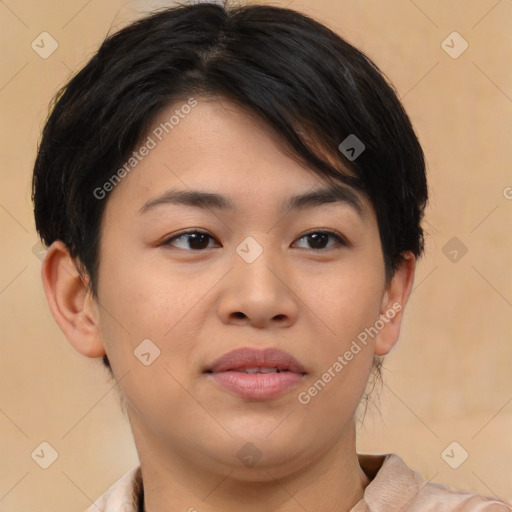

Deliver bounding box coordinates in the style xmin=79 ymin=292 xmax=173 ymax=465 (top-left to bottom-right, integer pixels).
xmin=95 ymin=247 xmax=212 ymax=381
xmin=94 ymin=265 xmax=204 ymax=437
xmin=298 ymin=265 xmax=383 ymax=403
xmin=297 ymin=284 xmax=380 ymax=420
xmin=310 ymin=265 xmax=384 ymax=348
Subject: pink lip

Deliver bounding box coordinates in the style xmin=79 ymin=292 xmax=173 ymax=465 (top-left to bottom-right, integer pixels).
xmin=205 ymin=347 xmax=306 ymax=374
xmin=204 ymin=347 xmax=307 ymax=400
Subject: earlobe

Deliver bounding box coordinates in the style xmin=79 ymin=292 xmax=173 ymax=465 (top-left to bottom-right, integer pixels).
xmin=374 ymin=252 xmax=416 ymax=356
xmin=41 ymin=240 xmax=106 ymax=358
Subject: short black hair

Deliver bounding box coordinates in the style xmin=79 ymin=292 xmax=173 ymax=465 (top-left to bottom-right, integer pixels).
xmin=32 ymin=1 xmax=427 ymax=373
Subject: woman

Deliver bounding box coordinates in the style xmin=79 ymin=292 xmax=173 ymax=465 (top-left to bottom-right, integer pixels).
xmin=32 ymin=1 xmax=512 ymax=510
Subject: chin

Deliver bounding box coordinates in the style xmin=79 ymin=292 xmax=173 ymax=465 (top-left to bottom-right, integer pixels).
xmin=203 ymin=434 xmax=310 ymax=480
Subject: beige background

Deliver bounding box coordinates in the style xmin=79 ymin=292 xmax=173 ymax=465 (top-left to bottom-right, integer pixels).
xmin=0 ymin=0 xmax=511 ymax=510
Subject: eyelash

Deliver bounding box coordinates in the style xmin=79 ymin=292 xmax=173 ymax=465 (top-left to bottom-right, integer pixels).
xmin=160 ymin=229 xmax=348 ymax=252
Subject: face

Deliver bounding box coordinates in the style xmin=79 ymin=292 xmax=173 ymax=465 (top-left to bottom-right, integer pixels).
xmin=81 ymin=96 xmax=403 ymax=479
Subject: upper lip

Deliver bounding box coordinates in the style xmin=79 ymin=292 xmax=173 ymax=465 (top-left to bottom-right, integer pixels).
xmin=204 ymin=347 xmax=307 ymax=375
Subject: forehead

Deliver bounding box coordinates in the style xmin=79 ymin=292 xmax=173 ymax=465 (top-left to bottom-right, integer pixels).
xmin=103 ymin=96 xmax=374 ymax=221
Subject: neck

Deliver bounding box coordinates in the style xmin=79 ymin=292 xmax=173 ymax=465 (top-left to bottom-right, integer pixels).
xmin=129 ymin=411 xmax=370 ymax=512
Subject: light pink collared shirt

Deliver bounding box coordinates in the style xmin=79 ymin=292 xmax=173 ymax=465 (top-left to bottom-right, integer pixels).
xmin=84 ymin=453 xmax=512 ymax=511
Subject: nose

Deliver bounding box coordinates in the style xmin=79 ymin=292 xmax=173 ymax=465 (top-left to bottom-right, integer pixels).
xmin=216 ymin=243 xmax=299 ymax=329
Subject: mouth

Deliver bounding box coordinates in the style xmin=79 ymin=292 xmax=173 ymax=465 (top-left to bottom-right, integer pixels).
xmin=203 ymin=347 xmax=307 ymax=400
xmin=208 ymin=367 xmax=293 ymax=373
xmin=204 ymin=346 xmax=307 ymax=375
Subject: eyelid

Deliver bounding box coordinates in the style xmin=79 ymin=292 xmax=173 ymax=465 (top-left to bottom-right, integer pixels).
xmin=159 ymin=228 xmax=216 ymax=247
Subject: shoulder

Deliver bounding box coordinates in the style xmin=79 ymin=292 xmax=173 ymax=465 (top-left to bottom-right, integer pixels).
xmin=83 ymin=464 xmax=141 ymax=512
xmin=357 ymin=453 xmax=512 ymax=511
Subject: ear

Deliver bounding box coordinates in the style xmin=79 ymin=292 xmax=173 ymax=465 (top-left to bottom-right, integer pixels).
xmin=374 ymin=251 xmax=416 ymax=356
xmin=41 ymin=240 xmax=106 ymax=358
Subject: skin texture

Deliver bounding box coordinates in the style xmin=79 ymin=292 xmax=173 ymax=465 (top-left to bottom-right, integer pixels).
xmin=41 ymin=96 xmax=415 ymax=512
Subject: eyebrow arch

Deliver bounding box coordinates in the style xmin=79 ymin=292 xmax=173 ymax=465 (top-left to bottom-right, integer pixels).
xmin=138 ymin=183 xmax=364 ymax=217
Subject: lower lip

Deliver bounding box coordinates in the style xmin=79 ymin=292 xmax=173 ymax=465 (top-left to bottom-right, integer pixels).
xmin=207 ymin=370 xmax=304 ymax=400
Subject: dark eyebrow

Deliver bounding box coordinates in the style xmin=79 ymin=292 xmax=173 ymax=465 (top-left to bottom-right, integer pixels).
xmin=138 ymin=183 xmax=364 ymax=217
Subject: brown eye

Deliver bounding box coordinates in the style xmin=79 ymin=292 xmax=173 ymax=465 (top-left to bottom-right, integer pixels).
xmin=294 ymin=230 xmax=347 ymax=251
xmin=162 ymin=230 xmax=218 ymax=251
